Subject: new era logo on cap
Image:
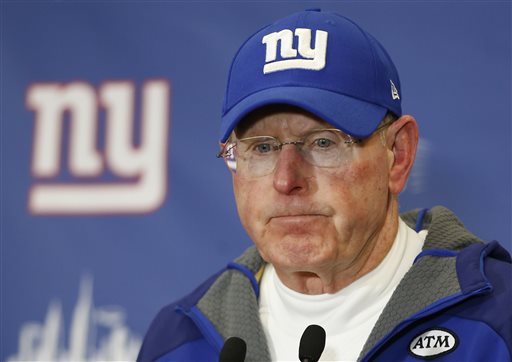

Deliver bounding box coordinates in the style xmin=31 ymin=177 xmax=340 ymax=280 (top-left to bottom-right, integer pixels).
xmin=390 ymin=80 xmax=400 ymax=100
xmin=262 ymin=28 xmax=328 ymax=74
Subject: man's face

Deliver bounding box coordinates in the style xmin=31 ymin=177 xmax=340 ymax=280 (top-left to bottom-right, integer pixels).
xmin=232 ymin=106 xmax=394 ymax=278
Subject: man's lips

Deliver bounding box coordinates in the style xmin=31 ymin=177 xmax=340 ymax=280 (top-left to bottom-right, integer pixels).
xmin=266 ymin=203 xmax=333 ymax=224
xmin=271 ymin=213 xmax=326 ymax=219
xmin=269 ymin=207 xmax=330 ymax=218
xmin=268 ymin=214 xmax=328 ymax=224
xmin=267 ymin=214 xmax=327 ymax=234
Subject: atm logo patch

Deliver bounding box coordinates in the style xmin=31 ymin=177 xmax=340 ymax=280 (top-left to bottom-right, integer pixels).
xmin=409 ymin=327 xmax=458 ymax=359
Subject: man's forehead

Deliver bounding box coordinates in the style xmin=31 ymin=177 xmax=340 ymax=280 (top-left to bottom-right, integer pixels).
xmin=235 ymin=104 xmax=332 ymax=137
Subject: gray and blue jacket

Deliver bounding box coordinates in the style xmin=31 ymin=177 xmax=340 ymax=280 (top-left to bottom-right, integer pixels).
xmin=138 ymin=207 xmax=512 ymax=361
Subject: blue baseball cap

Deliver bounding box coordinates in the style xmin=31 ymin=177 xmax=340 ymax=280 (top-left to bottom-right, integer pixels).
xmin=220 ymin=9 xmax=402 ymax=142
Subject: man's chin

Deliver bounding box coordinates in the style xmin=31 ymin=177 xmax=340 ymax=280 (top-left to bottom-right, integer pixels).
xmin=267 ymin=247 xmax=329 ymax=272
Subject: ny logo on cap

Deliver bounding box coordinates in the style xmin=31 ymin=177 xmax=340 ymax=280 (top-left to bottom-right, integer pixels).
xmin=262 ymin=28 xmax=328 ymax=74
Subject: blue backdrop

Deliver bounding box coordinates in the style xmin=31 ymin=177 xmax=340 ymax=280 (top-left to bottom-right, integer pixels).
xmin=2 ymin=2 xmax=510 ymax=360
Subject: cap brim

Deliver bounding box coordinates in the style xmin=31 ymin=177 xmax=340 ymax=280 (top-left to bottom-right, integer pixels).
xmin=220 ymin=87 xmax=388 ymax=142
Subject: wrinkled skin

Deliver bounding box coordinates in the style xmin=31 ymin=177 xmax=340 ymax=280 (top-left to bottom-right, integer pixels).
xmin=232 ymin=105 xmax=418 ymax=294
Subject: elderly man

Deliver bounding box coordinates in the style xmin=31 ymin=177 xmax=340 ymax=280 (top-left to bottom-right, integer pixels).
xmin=138 ymin=10 xmax=511 ymax=362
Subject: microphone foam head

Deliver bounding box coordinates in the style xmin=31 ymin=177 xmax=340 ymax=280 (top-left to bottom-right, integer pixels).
xmin=299 ymin=324 xmax=326 ymax=362
xmin=219 ymin=336 xmax=247 ymax=362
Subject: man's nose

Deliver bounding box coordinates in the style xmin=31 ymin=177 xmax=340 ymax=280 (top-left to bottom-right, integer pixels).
xmin=272 ymin=145 xmax=309 ymax=195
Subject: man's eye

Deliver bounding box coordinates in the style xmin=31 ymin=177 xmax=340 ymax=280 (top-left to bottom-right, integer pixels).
xmin=254 ymin=143 xmax=273 ymax=153
xmin=314 ymin=138 xmax=334 ymax=148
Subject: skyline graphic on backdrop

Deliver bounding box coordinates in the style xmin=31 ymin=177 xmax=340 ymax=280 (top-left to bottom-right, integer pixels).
xmin=8 ymin=275 xmax=141 ymax=361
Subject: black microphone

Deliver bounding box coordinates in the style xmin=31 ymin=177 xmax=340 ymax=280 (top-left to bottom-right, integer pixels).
xmin=219 ymin=336 xmax=247 ymax=362
xmin=299 ymin=324 xmax=326 ymax=362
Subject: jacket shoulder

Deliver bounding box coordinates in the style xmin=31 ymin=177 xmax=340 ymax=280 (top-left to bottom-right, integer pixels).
xmin=137 ymin=270 xmax=224 ymax=362
xmin=454 ymin=241 xmax=512 ymax=355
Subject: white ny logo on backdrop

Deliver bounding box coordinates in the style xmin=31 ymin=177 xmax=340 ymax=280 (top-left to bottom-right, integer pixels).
xmin=26 ymin=80 xmax=170 ymax=215
xmin=262 ymin=28 xmax=328 ymax=74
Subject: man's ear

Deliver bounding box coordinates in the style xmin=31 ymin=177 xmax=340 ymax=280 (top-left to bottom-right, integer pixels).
xmin=386 ymin=115 xmax=419 ymax=195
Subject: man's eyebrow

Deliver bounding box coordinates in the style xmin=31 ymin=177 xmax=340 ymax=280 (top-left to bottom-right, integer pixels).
xmin=240 ymin=127 xmax=343 ymax=139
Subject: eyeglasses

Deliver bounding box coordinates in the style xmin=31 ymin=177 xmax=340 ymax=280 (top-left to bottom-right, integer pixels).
xmin=216 ymin=128 xmax=359 ymax=177
xmin=217 ymin=122 xmax=393 ymax=178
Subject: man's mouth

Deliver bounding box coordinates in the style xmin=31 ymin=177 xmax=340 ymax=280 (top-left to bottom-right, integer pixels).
xmin=269 ymin=213 xmax=327 ymax=224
